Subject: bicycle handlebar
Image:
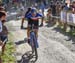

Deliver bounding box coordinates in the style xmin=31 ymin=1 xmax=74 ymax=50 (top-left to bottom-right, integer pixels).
xmin=31 ymin=17 xmax=42 ymax=20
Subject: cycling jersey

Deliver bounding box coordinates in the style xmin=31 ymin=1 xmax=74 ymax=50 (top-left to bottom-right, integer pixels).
xmin=26 ymin=13 xmax=43 ymax=29
xmin=26 ymin=13 xmax=43 ymax=18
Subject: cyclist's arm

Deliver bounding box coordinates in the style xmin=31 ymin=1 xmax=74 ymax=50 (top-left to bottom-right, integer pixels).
xmin=25 ymin=13 xmax=31 ymax=19
xmin=21 ymin=12 xmax=28 ymax=22
xmin=21 ymin=12 xmax=26 ymax=22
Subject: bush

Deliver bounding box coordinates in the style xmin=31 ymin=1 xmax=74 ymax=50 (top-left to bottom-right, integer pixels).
xmin=1 ymin=33 xmax=16 ymax=63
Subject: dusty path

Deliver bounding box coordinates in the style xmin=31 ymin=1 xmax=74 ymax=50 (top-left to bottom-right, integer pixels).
xmin=5 ymin=20 xmax=75 ymax=63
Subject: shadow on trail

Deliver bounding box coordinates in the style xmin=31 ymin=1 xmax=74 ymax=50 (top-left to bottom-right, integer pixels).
xmin=45 ymin=21 xmax=56 ymax=27
xmin=17 ymin=51 xmax=38 ymax=63
xmin=21 ymin=27 xmax=28 ymax=30
xmin=52 ymin=27 xmax=75 ymax=44
xmin=16 ymin=38 xmax=38 ymax=63
xmin=15 ymin=38 xmax=28 ymax=45
xmin=45 ymin=19 xmax=75 ymax=44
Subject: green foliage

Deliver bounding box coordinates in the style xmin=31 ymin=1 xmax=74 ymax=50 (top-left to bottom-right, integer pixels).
xmin=1 ymin=33 xmax=16 ymax=63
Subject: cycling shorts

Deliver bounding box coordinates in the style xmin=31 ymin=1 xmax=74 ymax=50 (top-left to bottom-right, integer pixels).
xmin=28 ymin=19 xmax=39 ymax=29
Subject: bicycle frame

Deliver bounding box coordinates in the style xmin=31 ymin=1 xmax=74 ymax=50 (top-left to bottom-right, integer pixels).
xmin=30 ymin=31 xmax=39 ymax=48
xmin=29 ymin=24 xmax=39 ymax=59
xmin=29 ymin=24 xmax=39 ymax=48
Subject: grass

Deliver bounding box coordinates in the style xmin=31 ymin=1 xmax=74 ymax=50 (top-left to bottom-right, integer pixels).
xmin=1 ymin=32 xmax=16 ymax=63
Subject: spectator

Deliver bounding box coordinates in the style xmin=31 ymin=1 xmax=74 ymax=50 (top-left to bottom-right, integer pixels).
xmin=69 ymin=1 xmax=75 ymax=38
xmin=56 ymin=2 xmax=61 ymax=16
xmin=0 ymin=6 xmax=5 ymax=11
xmin=63 ymin=3 xmax=69 ymax=11
xmin=0 ymin=11 xmax=8 ymax=55
xmin=50 ymin=2 xmax=56 ymax=24
xmin=50 ymin=2 xmax=56 ymax=16
xmin=47 ymin=8 xmax=52 ymax=23
xmin=72 ymin=1 xmax=75 ymax=14
xmin=22 ymin=0 xmax=25 ymax=6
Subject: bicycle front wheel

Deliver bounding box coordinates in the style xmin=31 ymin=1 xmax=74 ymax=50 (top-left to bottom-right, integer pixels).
xmin=30 ymin=32 xmax=38 ymax=59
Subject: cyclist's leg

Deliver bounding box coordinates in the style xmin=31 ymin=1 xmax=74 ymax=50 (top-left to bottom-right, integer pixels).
xmin=34 ymin=29 xmax=38 ymax=38
xmin=27 ymin=20 xmax=32 ymax=40
xmin=33 ymin=29 xmax=39 ymax=48
xmin=21 ymin=17 xmax=25 ymax=29
xmin=27 ymin=26 xmax=30 ymax=39
xmin=27 ymin=24 xmax=32 ymax=44
xmin=40 ymin=17 xmax=44 ymax=26
xmin=34 ymin=21 xmax=39 ymax=38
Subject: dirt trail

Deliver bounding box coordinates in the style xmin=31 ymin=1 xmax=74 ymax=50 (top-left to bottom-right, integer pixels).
xmin=5 ymin=20 xmax=75 ymax=63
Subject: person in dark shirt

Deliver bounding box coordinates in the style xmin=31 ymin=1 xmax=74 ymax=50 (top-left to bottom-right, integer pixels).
xmin=50 ymin=3 xmax=56 ymax=16
xmin=50 ymin=2 xmax=56 ymax=23
xmin=26 ymin=8 xmax=43 ymax=43
xmin=39 ymin=3 xmax=45 ymax=26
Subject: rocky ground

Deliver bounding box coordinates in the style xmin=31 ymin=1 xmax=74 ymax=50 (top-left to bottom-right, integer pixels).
xmin=5 ymin=19 xmax=75 ymax=63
